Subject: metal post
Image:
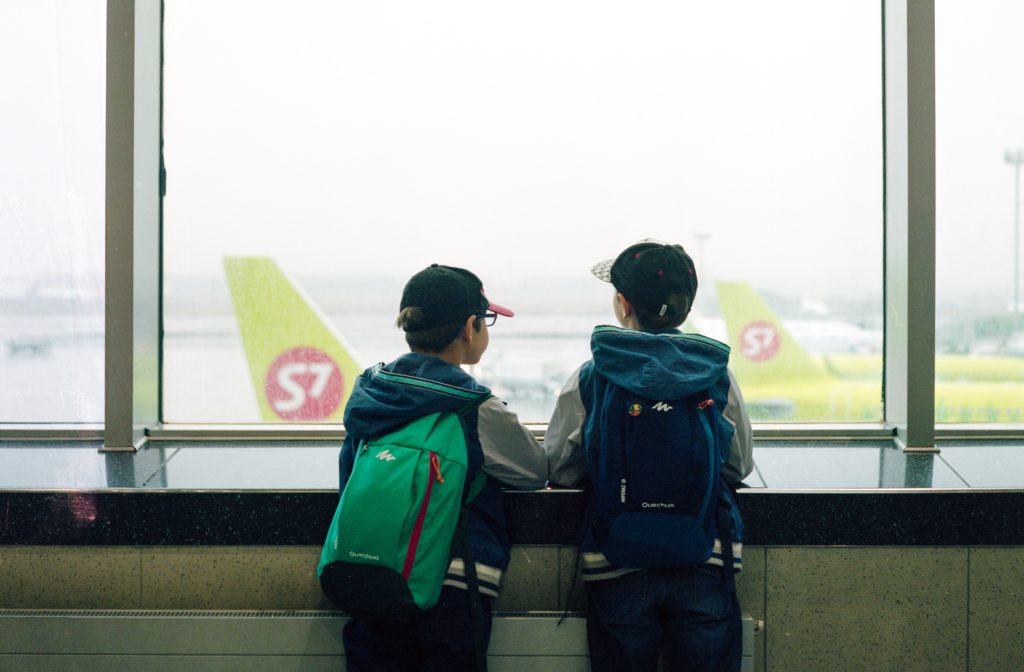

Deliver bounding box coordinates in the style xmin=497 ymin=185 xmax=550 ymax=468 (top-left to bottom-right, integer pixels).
xmin=105 ymin=0 xmax=136 ymax=451
xmin=104 ymin=0 xmax=162 ymax=454
xmin=1006 ymin=149 xmax=1024 ymax=333
xmin=883 ymin=0 xmax=937 ymax=453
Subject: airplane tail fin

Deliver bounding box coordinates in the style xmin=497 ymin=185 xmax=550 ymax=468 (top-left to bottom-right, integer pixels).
xmin=714 ymin=281 xmax=828 ymax=384
xmin=224 ymin=257 xmax=363 ymax=422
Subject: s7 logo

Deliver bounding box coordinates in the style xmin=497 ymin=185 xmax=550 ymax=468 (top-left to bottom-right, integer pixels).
xmin=739 ymin=321 xmax=781 ymax=362
xmin=264 ymin=347 xmax=345 ymax=421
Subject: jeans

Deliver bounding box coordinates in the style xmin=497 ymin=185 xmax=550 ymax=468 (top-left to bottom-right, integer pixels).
xmin=342 ymin=586 xmax=493 ymax=672
xmin=585 ymin=565 xmax=741 ymax=672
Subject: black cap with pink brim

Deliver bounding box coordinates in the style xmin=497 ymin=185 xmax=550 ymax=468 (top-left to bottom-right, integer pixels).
xmin=400 ymin=264 xmax=513 ymax=332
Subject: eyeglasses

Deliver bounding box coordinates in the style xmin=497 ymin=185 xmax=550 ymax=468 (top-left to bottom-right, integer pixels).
xmin=478 ymin=312 xmax=498 ymax=326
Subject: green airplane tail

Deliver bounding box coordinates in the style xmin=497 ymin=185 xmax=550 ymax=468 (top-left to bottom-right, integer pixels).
xmin=224 ymin=257 xmax=363 ymax=422
xmin=714 ymin=281 xmax=829 ymax=385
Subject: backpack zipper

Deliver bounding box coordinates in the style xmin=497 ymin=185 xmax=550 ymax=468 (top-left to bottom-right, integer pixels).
xmin=431 ymin=451 xmax=444 ymax=483
xmin=402 ymin=451 xmax=443 ymax=579
xmin=695 ymin=401 xmax=716 ymax=523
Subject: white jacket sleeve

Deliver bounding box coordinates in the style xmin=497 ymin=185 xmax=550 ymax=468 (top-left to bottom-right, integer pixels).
xmin=477 ymin=396 xmax=548 ymax=490
xmin=722 ymin=368 xmax=754 ymax=484
xmin=544 ymin=365 xmax=588 ymax=487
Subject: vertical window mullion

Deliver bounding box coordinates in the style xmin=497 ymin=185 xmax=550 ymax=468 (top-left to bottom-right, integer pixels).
xmin=883 ymin=0 xmax=936 ymax=453
xmin=104 ymin=0 xmax=161 ymax=453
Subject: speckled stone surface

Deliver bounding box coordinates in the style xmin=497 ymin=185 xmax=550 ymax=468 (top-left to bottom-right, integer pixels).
xmin=741 ymin=491 xmax=1024 ymax=545
xmin=17 ymin=542 xmax=1024 ymax=670
xmin=766 ymin=547 xmax=968 ymax=672
xmin=504 ymin=489 xmax=586 ymax=545
xmin=0 ymin=546 xmax=141 ymax=608
xmin=0 ymin=656 xmax=346 ymax=671
xmin=736 ymin=546 xmax=765 ymax=617
xmin=968 ymin=547 xmax=1024 ymax=672
xmin=735 ymin=546 xmax=766 ymax=672
xmin=140 ymin=546 xmax=330 ymax=609
xmin=558 ymin=547 xmax=586 ymax=613
xmin=493 ymin=545 xmax=560 ymax=612
xmin=5 ymin=490 xmax=1024 ymax=546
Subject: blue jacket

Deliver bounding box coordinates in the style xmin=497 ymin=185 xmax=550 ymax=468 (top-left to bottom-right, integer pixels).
xmin=546 ymin=326 xmax=752 ymax=579
xmin=340 ymin=353 xmax=547 ymax=597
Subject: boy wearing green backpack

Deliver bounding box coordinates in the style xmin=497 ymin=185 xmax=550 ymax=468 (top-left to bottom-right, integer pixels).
xmin=328 ymin=264 xmax=547 ymax=672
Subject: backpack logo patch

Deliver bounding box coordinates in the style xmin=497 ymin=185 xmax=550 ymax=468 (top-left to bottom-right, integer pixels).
xmin=627 ymin=403 xmax=642 ymax=417
xmin=375 ymin=449 xmax=397 ymax=462
xmin=651 ymin=402 xmax=674 ymax=412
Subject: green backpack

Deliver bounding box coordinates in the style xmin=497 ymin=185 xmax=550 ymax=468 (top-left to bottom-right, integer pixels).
xmin=317 ymin=396 xmax=489 ymax=626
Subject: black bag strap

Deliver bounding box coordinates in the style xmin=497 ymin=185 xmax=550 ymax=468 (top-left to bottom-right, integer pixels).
xmin=716 ymin=496 xmax=736 ymax=597
xmin=450 ymin=392 xmax=493 ymax=671
xmin=456 ymin=511 xmax=489 ymax=672
xmin=558 ymin=499 xmax=594 ymax=626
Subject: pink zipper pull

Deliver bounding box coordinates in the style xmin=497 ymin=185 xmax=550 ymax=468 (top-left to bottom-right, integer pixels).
xmin=698 ymin=399 xmax=714 ymax=410
xmin=431 ymin=452 xmax=444 ymax=483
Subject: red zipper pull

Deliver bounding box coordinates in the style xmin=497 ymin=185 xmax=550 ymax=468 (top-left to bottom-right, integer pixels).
xmin=431 ymin=452 xmax=444 ymax=483
xmin=698 ymin=399 xmax=714 ymax=410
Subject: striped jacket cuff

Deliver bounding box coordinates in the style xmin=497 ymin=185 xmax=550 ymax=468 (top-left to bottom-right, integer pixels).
xmin=581 ymin=539 xmax=743 ymax=581
xmin=442 ymin=558 xmax=503 ymax=598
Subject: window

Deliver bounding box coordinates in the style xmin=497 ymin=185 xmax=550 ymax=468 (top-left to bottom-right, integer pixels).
xmin=162 ymin=1 xmax=883 ymax=424
xmin=936 ymin=0 xmax=1024 ymax=423
xmin=0 ymin=2 xmax=105 ymax=423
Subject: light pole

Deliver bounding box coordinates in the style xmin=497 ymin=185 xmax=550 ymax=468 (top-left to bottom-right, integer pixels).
xmin=693 ymin=232 xmax=709 ymax=269
xmin=1006 ymin=149 xmax=1024 ymax=333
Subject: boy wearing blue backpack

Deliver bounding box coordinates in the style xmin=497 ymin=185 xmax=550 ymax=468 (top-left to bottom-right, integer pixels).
xmin=546 ymin=240 xmax=753 ymax=672
xmin=335 ymin=264 xmax=548 ymax=671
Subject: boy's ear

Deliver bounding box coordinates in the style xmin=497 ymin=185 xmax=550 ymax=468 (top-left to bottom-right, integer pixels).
xmin=460 ymin=314 xmax=477 ymax=342
xmin=616 ymin=293 xmax=633 ymax=319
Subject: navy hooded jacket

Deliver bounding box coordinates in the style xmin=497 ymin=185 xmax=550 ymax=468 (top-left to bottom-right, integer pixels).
xmin=546 ymin=326 xmax=753 ymax=580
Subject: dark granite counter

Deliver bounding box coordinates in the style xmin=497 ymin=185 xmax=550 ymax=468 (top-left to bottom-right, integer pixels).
xmin=2 ymin=439 xmax=1024 ymax=546
xmin=4 ymin=488 xmax=1024 ymax=546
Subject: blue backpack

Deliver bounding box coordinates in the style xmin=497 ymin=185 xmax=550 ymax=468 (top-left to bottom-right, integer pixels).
xmin=582 ymin=366 xmax=734 ymax=568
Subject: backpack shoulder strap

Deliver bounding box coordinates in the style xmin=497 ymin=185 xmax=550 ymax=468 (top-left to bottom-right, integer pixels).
xmin=454 ymin=391 xmax=493 ymax=417
xmin=578 ymin=361 xmax=597 ymax=412
xmin=453 ymin=392 xmax=493 ymax=504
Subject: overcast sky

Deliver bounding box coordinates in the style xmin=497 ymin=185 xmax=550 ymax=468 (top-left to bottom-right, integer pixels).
xmin=2 ymin=1 xmax=1023 ymax=308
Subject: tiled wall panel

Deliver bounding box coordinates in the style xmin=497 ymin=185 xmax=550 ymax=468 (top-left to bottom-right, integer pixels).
xmin=766 ymin=547 xmax=967 ymax=672
xmin=968 ymin=547 xmax=1024 ymax=672
xmin=0 ymin=546 xmax=141 ymax=608
xmin=6 ymin=543 xmax=1024 ymax=671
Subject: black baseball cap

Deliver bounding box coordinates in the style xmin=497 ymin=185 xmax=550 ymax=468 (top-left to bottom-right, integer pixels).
xmin=399 ymin=264 xmax=514 ymax=333
xmin=591 ymin=239 xmax=697 ymax=317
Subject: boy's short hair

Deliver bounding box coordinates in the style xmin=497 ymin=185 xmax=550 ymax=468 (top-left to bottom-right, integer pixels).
xmin=630 ymin=291 xmax=692 ymax=330
xmin=396 ymin=308 xmax=480 ymax=352
xmin=591 ymin=239 xmax=697 ymax=327
xmin=396 ymin=264 xmax=514 ymax=351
